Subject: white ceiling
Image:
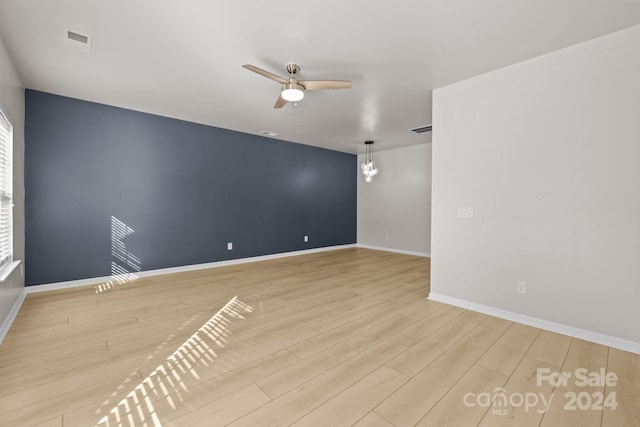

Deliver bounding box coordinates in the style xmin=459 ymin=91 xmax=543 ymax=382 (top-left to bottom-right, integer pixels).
xmin=1 ymin=1 xmax=640 ymax=154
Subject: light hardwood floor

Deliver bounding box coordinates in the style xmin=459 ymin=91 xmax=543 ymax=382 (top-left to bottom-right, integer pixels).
xmin=0 ymin=248 xmax=638 ymax=426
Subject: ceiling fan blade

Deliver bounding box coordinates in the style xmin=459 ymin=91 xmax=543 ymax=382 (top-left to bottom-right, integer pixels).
xmin=300 ymin=80 xmax=352 ymax=90
xmin=273 ymin=95 xmax=287 ymax=109
xmin=242 ymin=64 xmax=288 ymax=84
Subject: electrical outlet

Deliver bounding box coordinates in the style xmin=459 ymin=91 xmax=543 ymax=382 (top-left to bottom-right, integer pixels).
xmin=227 ymin=242 xmax=233 ymax=250
xmin=304 ymin=235 xmax=309 ymax=242
xmin=516 ymin=281 xmax=527 ymax=295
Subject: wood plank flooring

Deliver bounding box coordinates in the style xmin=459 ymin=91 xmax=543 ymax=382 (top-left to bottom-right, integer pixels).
xmin=0 ymin=248 xmax=638 ymax=426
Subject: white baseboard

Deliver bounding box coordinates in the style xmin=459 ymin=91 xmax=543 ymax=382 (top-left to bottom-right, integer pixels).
xmin=357 ymin=244 xmax=430 ymax=258
xmin=26 ymin=244 xmax=357 ymax=294
xmin=0 ymin=289 xmax=26 ymax=345
xmin=428 ymin=292 xmax=640 ymax=355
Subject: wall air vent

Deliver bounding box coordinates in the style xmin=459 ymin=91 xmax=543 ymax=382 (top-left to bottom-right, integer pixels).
xmin=410 ymin=124 xmax=432 ymax=134
xmin=64 ymin=30 xmax=92 ymax=53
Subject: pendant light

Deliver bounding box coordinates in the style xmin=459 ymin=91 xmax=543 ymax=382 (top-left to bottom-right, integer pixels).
xmin=361 ymin=140 xmax=378 ymax=182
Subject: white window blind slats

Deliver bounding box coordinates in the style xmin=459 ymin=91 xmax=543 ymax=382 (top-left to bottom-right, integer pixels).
xmin=0 ymin=108 xmax=13 ymax=271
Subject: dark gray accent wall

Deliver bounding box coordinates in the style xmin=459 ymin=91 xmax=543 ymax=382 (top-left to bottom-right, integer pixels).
xmin=25 ymin=90 xmax=356 ymax=286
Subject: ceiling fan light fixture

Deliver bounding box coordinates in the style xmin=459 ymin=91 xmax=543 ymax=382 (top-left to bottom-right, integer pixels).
xmin=281 ymin=83 xmax=305 ymax=102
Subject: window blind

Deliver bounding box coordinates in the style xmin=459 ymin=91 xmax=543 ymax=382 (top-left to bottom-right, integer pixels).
xmin=0 ymin=108 xmax=13 ymax=270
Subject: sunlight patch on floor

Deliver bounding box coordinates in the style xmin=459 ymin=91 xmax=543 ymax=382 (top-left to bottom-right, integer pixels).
xmin=95 ymin=296 xmax=253 ymax=427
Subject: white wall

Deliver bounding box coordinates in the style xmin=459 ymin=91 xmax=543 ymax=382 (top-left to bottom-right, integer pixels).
xmin=358 ymin=143 xmax=431 ymax=256
xmin=0 ymin=33 xmax=25 ymax=342
xmin=431 ymin=24 xmax=640 ymax=348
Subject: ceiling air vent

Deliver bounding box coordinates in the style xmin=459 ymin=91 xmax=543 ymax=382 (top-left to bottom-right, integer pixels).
xmin=410 ymin=124 xmax=432 ymax=134
xmin=64 ymin=30 xmax=92 ymax=53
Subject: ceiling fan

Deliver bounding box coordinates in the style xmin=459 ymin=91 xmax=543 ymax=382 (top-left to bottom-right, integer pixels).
xmin=242 ymin=63 xmax=352 ymax=109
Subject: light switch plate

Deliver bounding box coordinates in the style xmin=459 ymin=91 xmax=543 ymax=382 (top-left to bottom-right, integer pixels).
xmin=457 ymin=207 xmax=474 ymax=218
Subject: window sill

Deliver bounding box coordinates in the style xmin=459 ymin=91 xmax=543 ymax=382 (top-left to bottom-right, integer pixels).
xmin=0 ymin=260 xmax=20 ymax=283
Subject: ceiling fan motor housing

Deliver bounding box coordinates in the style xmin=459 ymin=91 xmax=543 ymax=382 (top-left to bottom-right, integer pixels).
xmin=286 ymin=63 xmax=300 ymax=74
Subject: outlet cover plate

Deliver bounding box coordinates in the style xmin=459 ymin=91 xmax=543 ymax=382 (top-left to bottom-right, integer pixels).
xmin=516 ymin=281 xmax=527 ymax=294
